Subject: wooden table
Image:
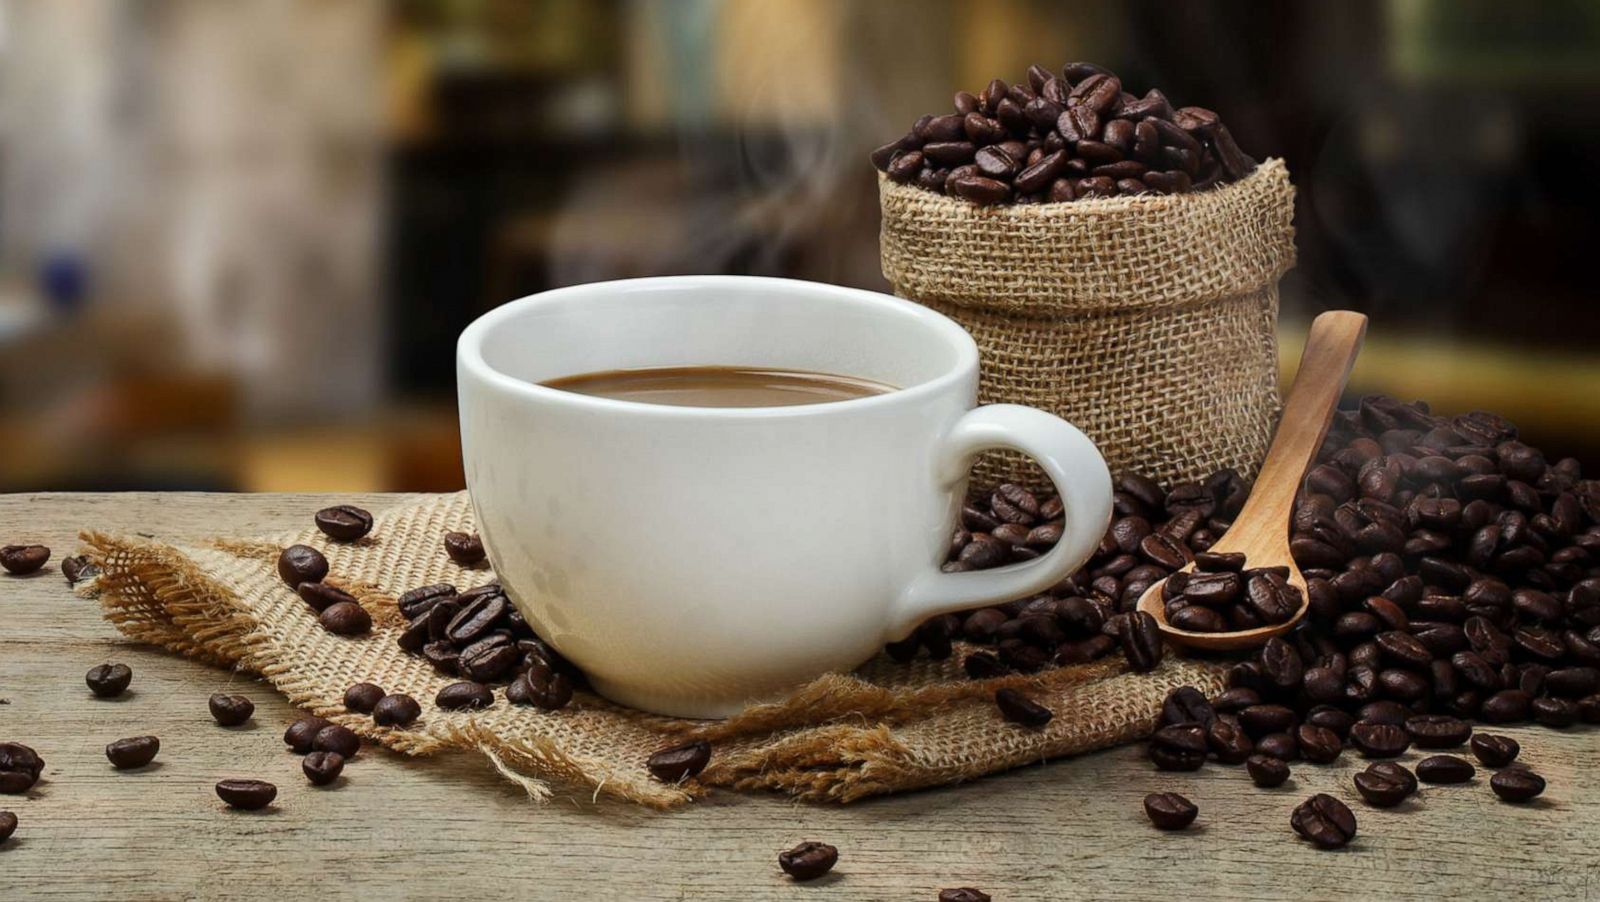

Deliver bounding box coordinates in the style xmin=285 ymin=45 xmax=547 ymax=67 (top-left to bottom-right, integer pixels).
xmin=3 ymin=493 xmax=1598 ymax=900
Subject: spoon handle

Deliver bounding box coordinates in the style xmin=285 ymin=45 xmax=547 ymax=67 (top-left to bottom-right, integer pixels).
xmin=1227 ymin=311 xmax=1368 ymax=548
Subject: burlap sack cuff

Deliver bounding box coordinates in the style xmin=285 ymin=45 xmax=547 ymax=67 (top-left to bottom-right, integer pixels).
xmin=879 ymin=158 xmax=1296 ymax=316
xmin=85 ymin=492 xmax=1224 ymax=808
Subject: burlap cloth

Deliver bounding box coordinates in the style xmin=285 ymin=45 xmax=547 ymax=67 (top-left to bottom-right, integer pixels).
xmin=86 ymin=492 xmax=1224 ymax=808
xmin=880 ymin=159 xmax=1297 ymax=490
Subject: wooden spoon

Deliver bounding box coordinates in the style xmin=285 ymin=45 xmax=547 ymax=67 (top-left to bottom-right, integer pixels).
xmin=1136 ymin=310 xmax=1369 ymax=651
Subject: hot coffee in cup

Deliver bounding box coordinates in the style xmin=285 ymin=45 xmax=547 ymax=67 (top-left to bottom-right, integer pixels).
xmin=456 ymin=276 xmax=1113 ymax=717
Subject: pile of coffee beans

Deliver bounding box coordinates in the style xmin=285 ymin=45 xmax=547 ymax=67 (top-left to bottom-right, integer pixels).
xmin=1162 ymin=552 xmax=1303 ymax=633
xmin=871 ymin=62 xmax=1257 ymax=205
xmin=392 ymin=580 xmax=583 ymax=712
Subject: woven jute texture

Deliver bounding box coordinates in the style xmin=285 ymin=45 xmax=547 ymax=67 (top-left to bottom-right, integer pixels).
xmin=87 ymin=492 xmax=1225 ymax=808
xmin=880 ymin=159 xmax=1297 ymax=491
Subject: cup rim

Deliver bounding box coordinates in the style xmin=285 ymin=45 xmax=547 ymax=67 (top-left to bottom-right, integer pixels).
xmin=457 ymin=275 xmax=979 ymax=418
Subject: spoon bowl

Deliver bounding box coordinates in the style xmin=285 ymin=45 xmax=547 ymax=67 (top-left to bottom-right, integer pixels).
xmin=1138 ymin=310 xmax=1367 ymax=651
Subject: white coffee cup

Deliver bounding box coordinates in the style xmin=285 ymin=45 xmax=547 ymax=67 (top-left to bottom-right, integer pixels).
xmin=457 ymin=276 xmax=1112 ymax=718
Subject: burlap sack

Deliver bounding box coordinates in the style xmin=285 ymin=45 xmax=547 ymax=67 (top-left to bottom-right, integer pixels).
xmin=86 ymin=492 xmax=1224 ymax=808
xmin=880 ymin=159 xmax=1297 ymax=491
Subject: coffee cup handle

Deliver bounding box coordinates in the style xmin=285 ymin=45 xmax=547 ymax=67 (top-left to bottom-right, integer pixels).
xmin=892 ymin=404 xmax=1113 ymax=639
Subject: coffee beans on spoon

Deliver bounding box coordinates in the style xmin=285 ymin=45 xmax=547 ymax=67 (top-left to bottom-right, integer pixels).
xmin=1162 ymin=555 xmax=1303 ymax=631
xmin=873 ymin=62 xmax=1258 ymax=205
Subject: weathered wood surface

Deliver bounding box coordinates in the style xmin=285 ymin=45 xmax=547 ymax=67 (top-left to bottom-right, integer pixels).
xmin=1 ymin=492 xmax=1597 ymax=901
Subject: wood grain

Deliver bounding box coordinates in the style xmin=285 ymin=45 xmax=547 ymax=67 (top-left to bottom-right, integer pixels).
xmin=2 ymin=492 xmax=1598 ymax=900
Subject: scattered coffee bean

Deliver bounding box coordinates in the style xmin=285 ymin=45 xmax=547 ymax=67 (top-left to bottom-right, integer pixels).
xmin=939 ymin=889 xmax=991 ymax=902
xmin=514 ymin=668 xmax=573 ymax=711
xmin=312 ymin=724 xmax=360 ymax=759
xmin=0 ymin=810 xmax=14 ymax=842
xmin=1350 ymin=722 xmax=1411 ymax=758
xmin=209 ymin=694 xmax=255 ymax=727
xmin=1354 ymin=762 xmax=1417 ymax=808
xmin=1490 ymin=767 xmax=1546 ymax=802
xmin=1470 ymin=733 xmax=1520 ymax=768
xmin=647 ymin=740 xmax=712 ymax=783
xmin=1143 ymin=791 xmax=1198 ymax=830
xmin=777 ymin=841 xmax=838 ymax=881
xmin=85 ymin=663 xmax=133 ymax=698
xmin=1247 ymin=754 xmax=1290 ymax=787
xmin=1295 ymin=724 xmax=1342 ymax=764
xmin=61 ymin=554 xmax=99 ymax=584
xmin=1149 ymin=724 xmax=1207 ymax=771
xmin=319 ymin=601 xmax=372 ymax=636
xmin=372 ymin=694 xmax=422 ymax=727
xmin=0 ymin=743 xmax=46 ymax=793
xmin=215 ymin=779 xmax=277 ymax=810
xmin=302 ymin=750 xmax=345 ymax=786
xmin=1121 ymin=611 xmax=1164 ymax=672
xmin=284 ymin=716 xmax=332 ymax=754
xmin=444 ymin=531 xmax=486 ymax=566
xmin=1405 ymin=714 xmax=1471 ymax=749
xmin=343 ymin=683 xmax=385 ymax=714
xmin=1291 ymin=793 xmax=1357 ymax=849
xmin=435 ymin=681 xmax=494 ymax=710
xmin=314 ymin=505 xmax=374 ymax=542
xmin=0 ymin=544 xmax=49 ymax=575
xmin=105 ymin=736 xmax=160 ymax=769
xmin=995 ymin=688 xmax=1053 ymax=728
xmin=276 ymin=544 xmax=329 ymax=588
xmin=298 ymin=581 xmax=357 ymax=613
xmin=1416 ymin=754 xmax=1475 ymax=784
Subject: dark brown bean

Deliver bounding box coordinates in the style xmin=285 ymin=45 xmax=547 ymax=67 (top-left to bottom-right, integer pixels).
xmin=208 ymin=694 xmax=255 ymax=726
xmin=372 ymin=693 xmax=422 ymax=727
xmin=85 ymin=663 xmax=133 ymax=698
xmin=276 ymin=544 xmax=328 ymax=588
xmin=302 ymin=750 xmax=345 ymax=786
xmin=215 ymin=779 xmax=277 ymax=810
xmin=777 ymin=841 xmax=838 ymax=881
xmin=1143 ymin=791 xmax=1198 ymax=830
xmin=648 ymin=740 xmax=711 ymax=783
xmin=0 ymin=544 xmax=50 ymax=575
xmin=105 ymin=736 xmax=160 ymax=769
xmin=435 ymin=681 xmax=494 ymax=710
xmin=314 ymin=505 xmax=374 ymax=541
xmin=443 ymin=532 xmax=487 ymax=566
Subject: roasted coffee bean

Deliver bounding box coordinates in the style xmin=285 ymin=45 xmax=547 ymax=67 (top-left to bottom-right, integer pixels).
xmin=963 ymin=651 xmax=1008 ymax=679
xmin=443 ymin=531 xmax=486 ymax=566
xmin=1149 ymin=724 xmax=1206 ymax=771
xmin=1169 ymin=605 xmax=1226 ymax=632
xmin=1490 ymin=767 xmax=1546 ymax=802
xmin=276 ymin=544 xmax=328 ymax=588
xmin=1354 ymin=762 xmax=1417 ymax=808
xmin=1480 ymin=689 xmax=1532 ymax=723
xmin=1247 ymin=754 xmax=1291 ymax=787
xmin=1405 ymin=714 xmax=1471 ymax=749
xmin=1207 ymin=718 xmax=1254 ymax=764
xmin=1376 ymin=631 xmax=1433 ymax=668
xmin=1261 ymin=638 xmax=1304 ymax=691
xmin=1467 ymin=734 xmax=1520 ymax=771
xmin=284 ymin=716 xmax=332 ymax=754
xmin=312 ymin=724 xmax=360 ymax=759
xmin=1255 ymin=732 xmax=1298 ymax=761
xmin=648 ymin=740 xmax=711 ymax=783
xmin=1415 ymin=754 xmax=1475 ymax=784
xmin=105 ymin=736 xmax=160 ymax=769
xmin=1291 ymin=793 xmax=1357 ymax=849
xmin=0 ymin=544 xmax=49 ymax=575
xmin=435 ymin=681 xmax=493 ymax=710
xmin=459 ymin=642 xmax=519 ymax=683
xmin=320 ymin=601 xmax=372 ymax=636
xmin=61 ymin=554 xmax=99 ymax=584
xmin=995 ymin=688 xmax=1053 ymax=728
xmin=1533 ymin=696 xmax=1579 ymax=728
xmin=0 ymin=744 xmax=44 ymax=794
xmin=343 ymin=683 xmax=385 ymax=714
xmin=1160 ymin=686 xmax=1216 ymax=729
xmin=1239 ymin=704 xmax=1296 ymax=737
xmin=215 ymin=779 xmax=277 ymax=810
xmin=86 ymin=663 xmax=133 ymax=698
xmin=397 ymin=583 xmax=457 ymax=619
xmin=303 ymin=750 xmax=345 ymax=786
xmin=1121 ymin=611 xmax=1164 ymax=672
xmin=1212 ymin=687 xmax=1261 ymax=713
xmin=1139 ymin=533 xmax=1191 ymax=570
xmin=1358 ymin=701 xmax=1410 ymax=726
xmin=939 ymin=889 xmax=991 ymax=902
xmin=777 ymin=841 xmax=838 ymax=881
xmin=208 ymin=694 xmax=255 ymax=726
xmin=1143 ymin=791 xmax=1198 ymax=830
xmin=0 ymin=810 xmax=14 ymax=842
xmin=1350 ymin=722 xmax=1410 ymax=758
xmin=298 ymin=581 xmax=357 ymax=613
xmin=1295 ymin=724 xmax=1342 ymax=764
xmin=521 ymin=668 xmax=574 ymax=711
xmin=422 ymin=640 xmax=460 ymax=675
xmin=1244 ymin=571 xmax=1300 ymax=624
xmin=314 ymin=505 xmax=374 ymax=541
xmin=372 ymin=693 xmax=422 ymax=727
xmin=950 ymin=174 xmax=1011 ymax=205
xmin=1306 ymin=706 xmax=1355 ymax=739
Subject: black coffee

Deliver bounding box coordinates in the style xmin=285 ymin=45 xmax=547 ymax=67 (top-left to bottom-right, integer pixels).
xmin=542 ymin=366 xmax=895 ymax=408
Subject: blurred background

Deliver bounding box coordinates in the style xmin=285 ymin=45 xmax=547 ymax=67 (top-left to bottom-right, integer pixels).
xmin=2 ymin=0 xmax=1598 ymax=493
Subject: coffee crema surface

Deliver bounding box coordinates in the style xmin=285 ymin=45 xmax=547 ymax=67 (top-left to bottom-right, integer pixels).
xmin=541 ymin=366 xmax=897 ymax=408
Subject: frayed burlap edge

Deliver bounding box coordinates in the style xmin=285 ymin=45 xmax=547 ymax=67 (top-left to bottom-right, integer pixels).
xmin=84 ymin=502 xmax=1227 ymax=809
